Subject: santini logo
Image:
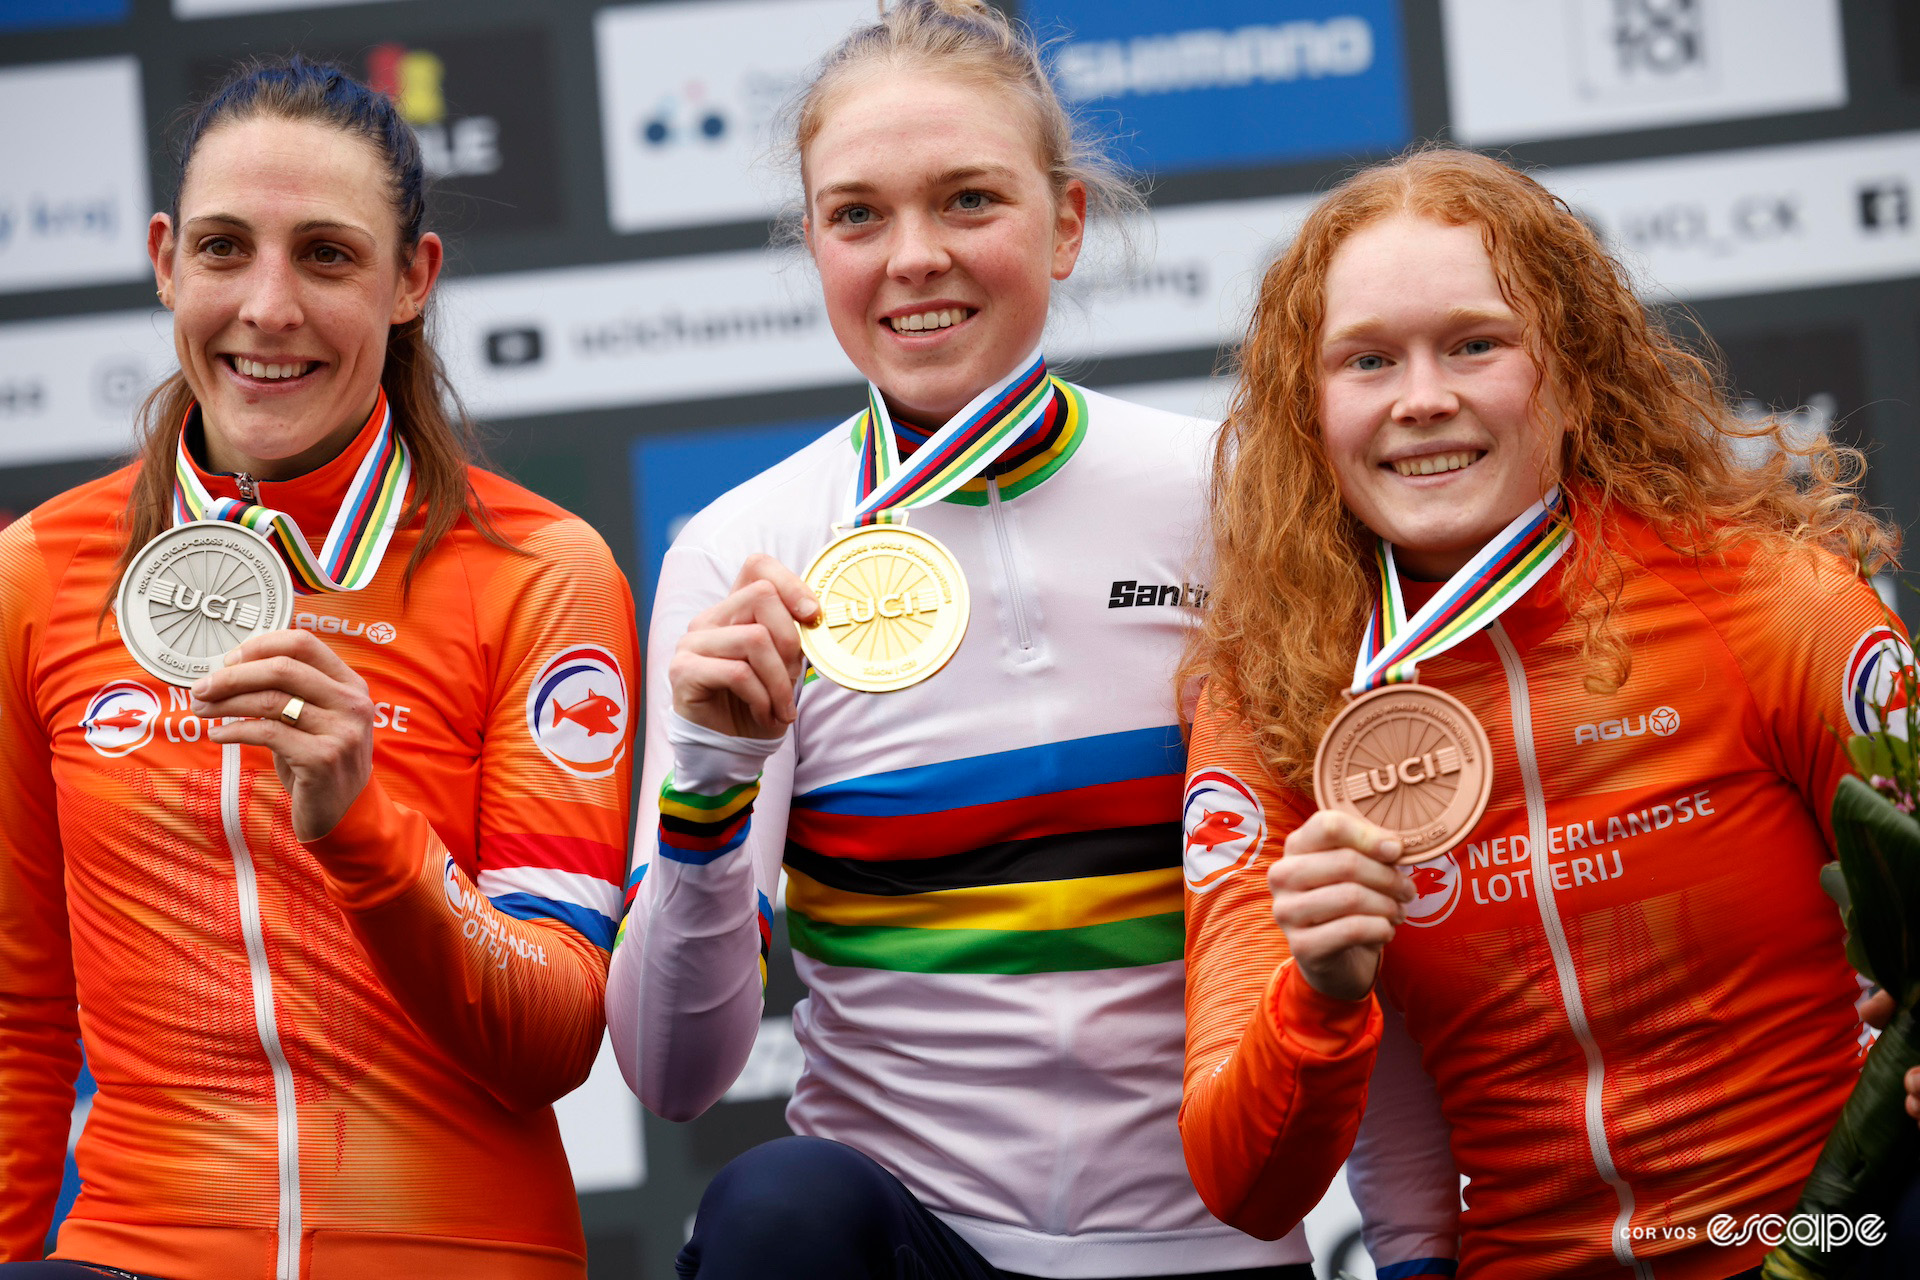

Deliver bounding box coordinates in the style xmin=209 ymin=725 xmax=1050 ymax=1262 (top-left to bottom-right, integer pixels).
xmin=1109 ymin=580 xmax=1209 ymax=609
xmin=1575 ymin=705 xmax=1680 ymax=745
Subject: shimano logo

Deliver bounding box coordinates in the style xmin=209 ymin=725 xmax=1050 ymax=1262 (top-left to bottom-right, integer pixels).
xmin=1108 ymin=579 xmax=1209 ymax=609
xmin=1574 ymin=705 xmax=1679 ymax=745
xmin=1056 ymin=17 xmax=1374 ymax=102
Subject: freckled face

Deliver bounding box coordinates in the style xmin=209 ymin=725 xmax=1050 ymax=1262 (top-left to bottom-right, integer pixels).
xmin=1318 ymin=214 xmax=1564 ymax=578
xmin=803 ymin=69 xmax=1085 ymax=426
xmin=148 ymin=117 xmax=440 ymax=479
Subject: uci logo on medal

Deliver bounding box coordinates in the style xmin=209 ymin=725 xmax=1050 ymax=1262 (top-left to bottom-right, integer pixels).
xmin=81 ymin=680 xmax=162 ymax=758
xmin=1182 ymin=767 xmax=1265 ymax=893
xmin=525 ymin=645 xmax=630 ymax=778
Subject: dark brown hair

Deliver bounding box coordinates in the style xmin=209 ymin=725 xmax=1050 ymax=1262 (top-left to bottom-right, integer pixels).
xmin=120 ymin=54 xmax=508 ymax=602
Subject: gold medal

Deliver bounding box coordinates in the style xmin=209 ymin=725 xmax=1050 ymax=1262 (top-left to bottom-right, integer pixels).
xmin=799 ymin=525 xmax=969 ymax=693
xmin=1313 ymin=683 xmax=1493 ymax=863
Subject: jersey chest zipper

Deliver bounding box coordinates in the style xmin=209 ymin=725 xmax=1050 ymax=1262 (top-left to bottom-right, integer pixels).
xmin=220 ymin=744 xmax=302 ymax=1280
xmin=986 ymin=478 xmax=1033 ymax=652
xmin=1488 ymin=621 xmax=1650 ymax=1278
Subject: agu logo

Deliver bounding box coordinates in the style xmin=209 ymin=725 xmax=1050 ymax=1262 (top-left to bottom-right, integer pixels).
xmin=1402 ymin=851 xmax=1461 ymax=928
xmin=1844 ymin=626 xmax=1916 ymax=738
xmin=526 ymin=646 xmax=630 ymax=778
xmin=1182 ymin=767 xmax=1265 ymax=893
xmin=81 ymin=680 xmax=161 ymax=758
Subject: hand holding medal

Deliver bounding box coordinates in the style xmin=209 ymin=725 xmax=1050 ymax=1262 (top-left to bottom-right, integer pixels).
xmin=116 ymin=391 xmax=413 ymax=840
xmin=798 ymin=351 xmax=1057 ymax=693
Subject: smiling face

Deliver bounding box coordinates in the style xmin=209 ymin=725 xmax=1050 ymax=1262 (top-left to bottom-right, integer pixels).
xmin=802 ymin=67 xmax=1085 ymax=427
xmin=1318 ymin=213 xmax=1565 ymax=579
xmin=148 ymin=116 xmax=440 ymax=480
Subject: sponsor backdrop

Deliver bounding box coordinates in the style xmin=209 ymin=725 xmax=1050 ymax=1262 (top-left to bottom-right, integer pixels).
xmin=2 ymin=1 xmax=1918 ymax=1277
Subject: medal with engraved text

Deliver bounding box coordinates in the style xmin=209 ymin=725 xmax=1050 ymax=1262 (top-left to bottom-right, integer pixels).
xmin=1317 ymin=490 xmax=1571 ymax=862
xmin=1314 ymin=683 xmax=1492 ymax=862
xmin=800 ymin=525 xmax=968 ymax=693
xmin=803 ymin=348 xmax=1056 ymax=693
xmin=116 ymin=521 xmax=294 ymax=686
xmin=117 ymin=389 xmax=414 ymax=684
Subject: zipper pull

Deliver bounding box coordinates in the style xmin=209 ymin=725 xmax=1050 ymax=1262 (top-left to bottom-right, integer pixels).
xmin=235 ymin=472 xmax=258 ymax=502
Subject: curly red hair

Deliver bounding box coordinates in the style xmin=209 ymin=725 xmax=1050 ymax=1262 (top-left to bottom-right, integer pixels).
xmin=1186 ymin=145 xmax=1898 ymax=786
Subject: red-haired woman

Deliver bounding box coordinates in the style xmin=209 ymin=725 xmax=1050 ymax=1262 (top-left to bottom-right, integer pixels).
xmin=0 ymin=57 xmax=634 ymax=1280
xmin=1179 ymin=147 xmax=1906 ymax=1279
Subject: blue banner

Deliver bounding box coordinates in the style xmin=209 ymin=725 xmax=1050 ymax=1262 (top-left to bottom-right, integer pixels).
xmin=0 ymin=0 xmax=127 ymax=32
xmin=630 ymin=420 xmax=837 ymax=618
xmin=1028 ymin=0 xmax=1411 ymax=176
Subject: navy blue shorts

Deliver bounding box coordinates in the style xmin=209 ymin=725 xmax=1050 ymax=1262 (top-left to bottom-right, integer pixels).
xmin=677 ymin=1136 xmax=1313 ymax=1280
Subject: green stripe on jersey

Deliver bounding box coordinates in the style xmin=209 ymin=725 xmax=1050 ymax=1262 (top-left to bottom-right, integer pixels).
xmin=785 ymin=908 xmax=1182 ymax=975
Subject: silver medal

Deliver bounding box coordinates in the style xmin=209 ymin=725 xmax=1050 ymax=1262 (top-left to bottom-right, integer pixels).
xmin=115 ymin=521 xmax=294 ymax=687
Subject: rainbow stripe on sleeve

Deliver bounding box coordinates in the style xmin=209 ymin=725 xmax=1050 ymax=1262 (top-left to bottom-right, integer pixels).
xmin=657 ymin=774 xmax=759 ymax=866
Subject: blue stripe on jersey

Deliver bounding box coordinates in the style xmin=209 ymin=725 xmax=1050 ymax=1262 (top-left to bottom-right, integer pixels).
xmin=1377 ymin=1260 xmax=1458 ymax=1279
xmin=491 ymin=891 xmax=618 ymax=951
xmin=792 ymin=725 xmax=1185 ymax=817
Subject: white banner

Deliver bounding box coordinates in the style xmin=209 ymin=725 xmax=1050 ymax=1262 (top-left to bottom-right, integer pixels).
xmin=1441 ymin=0 xmax=1846 ymax=145
xmin=595 ymin=0 xmax=871 ymax=234
xmin=1544 ymin=131 xmax=1920 ymax=301
xmin=0 ymin=58 xmax=151 ymax=295
xmin=17 ymin=134 xmax=1920 ymax=449
xmin=437 ymin=193 xmax=1317 ymax=422
xmin=0 ymin=308 xmax=173 ymax=466
xmin=552 ymin=1034 xmax=645 ymax=1193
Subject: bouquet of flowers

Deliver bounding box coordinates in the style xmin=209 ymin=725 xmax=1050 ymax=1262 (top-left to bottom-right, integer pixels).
xmin=1764 ymin=634 xmax=1920 ymax=1279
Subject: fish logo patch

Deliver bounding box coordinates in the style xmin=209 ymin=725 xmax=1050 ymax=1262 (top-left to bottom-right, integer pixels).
xmin=1402 ymin=851 xmax=1461 ymax=928
xmin=1845 ymin=625 xmax=1916 ymax=739
xmin=1183 ymin=767 xmax=1266 ymax=893
xmin=82 ymin=680 xmax=161 ymax=758
xmin=526 ymin=645 xmax=630 ymax=778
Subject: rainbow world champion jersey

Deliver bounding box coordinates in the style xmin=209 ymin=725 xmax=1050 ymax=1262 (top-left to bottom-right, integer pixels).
xmin=607 ymin=383 xmax=1309 ymax=1277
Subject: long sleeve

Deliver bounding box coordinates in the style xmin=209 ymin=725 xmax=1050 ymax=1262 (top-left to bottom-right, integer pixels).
xmin=608 ymin=540 xmax=796 ymax=1121
xmin=1348 ymin=1002 xmax=1461 ymax=1276
xmin=308 ymin=517 xmax=636 ymax=1112
xmin=0 ymin=516 xmax=81 ymax=1259
xmin=1179 ymin=693 xmax=1382 ymax=1239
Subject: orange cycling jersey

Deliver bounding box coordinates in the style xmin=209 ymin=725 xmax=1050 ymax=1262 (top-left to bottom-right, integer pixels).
xmin=1183 ymin=507 xmax=1900 ymax=1279
xmin=0 ymin=400 xmax=637 ymax=1279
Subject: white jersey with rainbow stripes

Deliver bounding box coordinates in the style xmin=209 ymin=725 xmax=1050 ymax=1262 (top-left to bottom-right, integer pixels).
xmin=608 ymin=384 xmax=1307 ymax=1276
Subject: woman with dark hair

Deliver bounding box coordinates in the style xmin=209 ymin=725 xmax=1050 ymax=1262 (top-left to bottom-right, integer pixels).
xmin=1179 ymin=146 xmax=1904 ymax=1278
xmin=0 ymin=57 xmax=636 ymax=1280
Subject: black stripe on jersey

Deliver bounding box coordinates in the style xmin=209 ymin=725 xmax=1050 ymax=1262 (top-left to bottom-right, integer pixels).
xmin=784 ymin=823 xmax=1181 ymax=896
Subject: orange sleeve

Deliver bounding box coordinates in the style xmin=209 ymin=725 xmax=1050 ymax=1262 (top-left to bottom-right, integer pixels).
xmin=1666 ymin=546 xmax=1910 ymax=845
xmin=1179 ymin=692 xmax=1383 ymax=1239
xmin=0 ymin=515 xmax=81 ymax=1259
xmin=309 ymin=516 xmax=637 ymax=1112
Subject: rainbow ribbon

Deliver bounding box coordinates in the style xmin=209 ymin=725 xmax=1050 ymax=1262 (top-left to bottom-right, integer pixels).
xmin=1351 ymin=487 xmax=1571 ymax=693
xmin=850 ymin=347 xmax=1056 ymax=526
xmin=172 ymin=387 xmax=413 ymax=595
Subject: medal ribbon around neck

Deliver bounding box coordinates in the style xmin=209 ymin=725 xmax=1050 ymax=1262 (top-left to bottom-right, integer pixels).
xmin=1351 ymin=487 xmax=1571 ymax=693
xmin=171 ymin=388 xmax=413 ymax=595
xmin=850 ymin=349 xmax=1055 ymax=526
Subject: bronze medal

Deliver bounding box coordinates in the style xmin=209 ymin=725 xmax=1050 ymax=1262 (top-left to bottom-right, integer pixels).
xmin=799 ymin=525 xmax=969 ymax=693
xmin=1313 ymin=683 xmax=1492 ymax=863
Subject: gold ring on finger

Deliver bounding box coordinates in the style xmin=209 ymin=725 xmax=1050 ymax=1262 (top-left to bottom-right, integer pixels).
xmin=280 ymin=696 xmax=306 ymax=726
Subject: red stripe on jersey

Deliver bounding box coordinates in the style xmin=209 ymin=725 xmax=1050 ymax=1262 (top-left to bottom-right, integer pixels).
xmin=483 ymin=831 xmax=624 ymax=879
xmin=786 ymin=775 xmax=1180 ymax=862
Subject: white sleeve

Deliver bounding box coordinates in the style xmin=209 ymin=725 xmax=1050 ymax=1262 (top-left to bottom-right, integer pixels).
xmin=1347 ymin=1002 xmax=1462 ymax=1275
xmin=607 ymin=541 xmax=799 ymax=1122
